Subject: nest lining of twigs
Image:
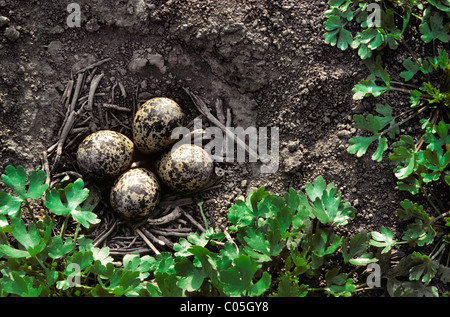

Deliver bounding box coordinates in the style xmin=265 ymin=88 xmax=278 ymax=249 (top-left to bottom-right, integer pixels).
xmin=39 ymin=58 xmax=236 ymax=258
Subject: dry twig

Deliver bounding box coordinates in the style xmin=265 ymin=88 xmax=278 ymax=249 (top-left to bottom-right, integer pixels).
xmin=183 ymin=87 xmax=258 ymax=161
xmin=135 ymin=228 xmax=160 ymax=255
xmin=76 ymin=57 xmax=112 ymax=74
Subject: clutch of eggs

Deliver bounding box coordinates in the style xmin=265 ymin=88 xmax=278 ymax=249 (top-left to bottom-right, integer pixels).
xmin=76 ymin=97 xmax=215 ymax=222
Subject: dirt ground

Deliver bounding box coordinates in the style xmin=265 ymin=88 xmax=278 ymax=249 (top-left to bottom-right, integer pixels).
xmin=0 ymin=0 xmax=418 ymax=254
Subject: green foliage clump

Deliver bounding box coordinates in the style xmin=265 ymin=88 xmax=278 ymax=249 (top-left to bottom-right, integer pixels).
xmin=0 ymin=166 xmax=448 ymax=296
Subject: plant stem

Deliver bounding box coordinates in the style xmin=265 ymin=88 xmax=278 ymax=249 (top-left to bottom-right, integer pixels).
xmin=60 ymin=215 xmax=70 ymax=238
xmin=422 ymin=186 xmax=442 ymax=217
xmin=197 ymin=201 xmax=209 ymax=231
xmin=389 ymin=86 xmax=413 ymax=94
xmin=73 ymin=222 xmax=81 ymax=242
xmin=24 ymin=199 xmax=38 ymax=225
xmin=430 ymin=242 xmax=446 ymax=261
xmin=430 ymin=211 xmax=450 ymax=226
xmin=389 ymin=80 xmax=420 ymax=90
xmin=400 ymin=38 xmax=431 ymax=83
xmin=380 ymin=105 xmax=428 ymax=137
xmin=428 ymin=187 xmax=446 ymax=212
xmin=34 ymin=255 xmax=49 ymax=271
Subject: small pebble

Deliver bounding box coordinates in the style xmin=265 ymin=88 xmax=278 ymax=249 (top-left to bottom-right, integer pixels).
xmin=0 ymin=15 xmax=9 ymax=27
xmin=4 ymin=26 xmax=19 ymax=42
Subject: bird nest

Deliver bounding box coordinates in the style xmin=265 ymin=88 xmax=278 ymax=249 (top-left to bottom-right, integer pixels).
xmin=41 ymin=58 xmax=227 ymax=258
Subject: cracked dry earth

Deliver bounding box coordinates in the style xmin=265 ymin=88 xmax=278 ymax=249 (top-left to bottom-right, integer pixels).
xmin=0 ymin=0 xmax=410 ymax=248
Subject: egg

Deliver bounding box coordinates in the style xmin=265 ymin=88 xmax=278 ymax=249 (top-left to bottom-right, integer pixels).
xmin=77 ymin=130 xmax=134 ymax=180
xmin=156 ymin=143 xmax=214 ymax=192
xmin=133 ymin=97 xmax=184 ymax=154
xmin=110 ymin=168 xmax=161 ymax=220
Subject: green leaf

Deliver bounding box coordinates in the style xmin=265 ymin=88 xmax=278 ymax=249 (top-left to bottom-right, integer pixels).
xmin=410 ymin=89 xmax=422 ymax=107
xmin=27 ymin=170 xmax=49 ymax=200
xmin=306 ymin=229 xmax=342 ymax=269
xmin=372 ymin=137 xmax=388 ymax=162
xmin=348 ymin=108 xmax=392 ymax=161
xmin=44 ymin=179 xmax=100 ymax=228
xmin=309 ymin=185 xmax=356 ymax=226
xmin=68 ymin=250 xmax=94 ymax=272
xmin=423 ymin=121 xmax=450 ymax=156
xmin=402 ymin=219 xmax=436 ymax=247
xmin=396 ymin=176 xmax=421 ymax=195
xmin=284 ymin=188 xmax=300 ymax=214
xmin=409 ymin=252 xmax=440 ymax=284
xmin=387 ymin=278 xmax=439 ymax=297
xmin=277 ymin=275 xmax=308 ymax=297
xmin=1 ymin=166 xmax=48 ymax=201
xmin=242 ymin=227 xmax=284 ymax=263
xmin=220 ymin=254 xmax=269 ymax=296
xmin=390 ymin=135 xmax=418 ymax=180
xmin=1 ymin=271 xmax=43 ymax=297
xmin=154 ymin=252 xmax=177 ymax=274
xmin=219 ymin=242 xmax=240 ymax=268
xmin=342 ymin=232 xmax=376 ymax=266
xmin=155 ymin=272 xmax=184 ymax=296
xmin=364 ymin=55 xmax=391 ymax=85
xmin=249 ymin=271 xmax=271 ymax=297
xmin=394 ymin=154 xmax=416 ymax=180
xmin=310 ymin=229 xmax=342 ymax=258
xmin=370 ymin=227 xmax=397 ymax=253
xmin=0 ymin=244 xmax=30 ymax=258
xmin=395 ymin=199 xmax=429 ymax=222
xmin=106 ymin=268 xmax=140 ymax=296
xmin=292 ymin=191 xmax=312 ymax=229
xmin=175 ymin=257 xmax=208 ymax=292
xmin=427 ymin=0 xmax=450 ymax=12
xmin=10 ymin=218 xmax=45 ymax=257
xmin=0 ymin=192 xmax=22 ymax=217
xmin=323 ymin=16 xmax=353 ymax=50
xmin=352 ymin=79 xmax=388 ymax=100
xmin=250 ymin=187 xmax=270 ymax=213
xmin=228 ymin=199 xmax=254 ymax=229
xmin=0 ymin=214 xmax=10 ymax=233
xmin=375 ymin=104 xmax=398 ymax=137
xmin=348 ymin=135 xmax=378 ymax=157
xmin=71 ymin=208 xmax=101 ymax=228
xmin=400 ymin=58 xmax=421 ymax=81
xmin=337 ymin=28 xmax=353 ymax=50
xmin=305 ymin=176 xmax=327 ymax=202
xmin=325 ymin=268 xmax=356 ymax=297
xmin=1 ymin=165 xmax=27 ymax=200
xmin=419 ymin=10 xmax=450 ymax=43
xmin=48 ymin=236 xmax=75 ymax=259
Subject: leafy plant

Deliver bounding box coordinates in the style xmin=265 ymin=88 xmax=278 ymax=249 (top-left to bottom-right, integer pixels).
xmin=324 ymin=0 xmax=449 ymax=60
xmin=1 ymin=166 xmax=449 ymax=296
xmin=324 ymin=0 xmax=449 ymax=297
xmin=0 ymin=166 xmax=374 ymax=297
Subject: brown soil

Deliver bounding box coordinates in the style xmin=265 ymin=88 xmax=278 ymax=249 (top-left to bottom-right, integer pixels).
xmin=0 ymin=0 xmax=435 ymax=289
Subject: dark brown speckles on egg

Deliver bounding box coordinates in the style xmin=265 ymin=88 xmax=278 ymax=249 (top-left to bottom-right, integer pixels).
xmin=110 ymin=168 xmax=161 ymax=220
xmin=133 ymin=97 xmax=184 ymax=154
xmin=77 ymin=130 xmax=134 ymax=180
xmin=156 ymin=144 xmax=213 ymax=192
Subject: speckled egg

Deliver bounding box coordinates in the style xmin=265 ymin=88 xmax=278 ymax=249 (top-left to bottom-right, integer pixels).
xmin=133 ymin=97 xmax=184 ymax=154
xmin=110 ymin=168 xmax=161 ymax=220
xmin=156 ymin=144 xmax=214 ymax=192
xmin=77 ymin=130 xmax=134 ymax=180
